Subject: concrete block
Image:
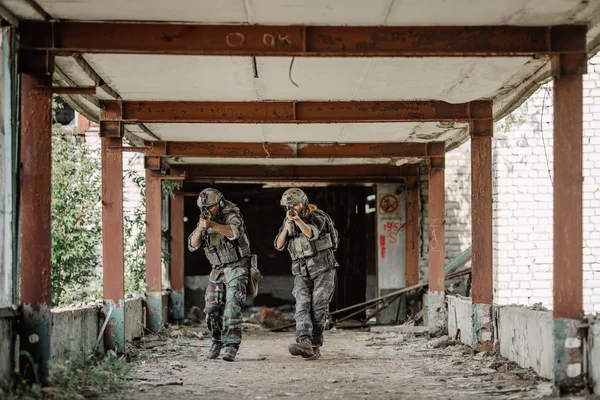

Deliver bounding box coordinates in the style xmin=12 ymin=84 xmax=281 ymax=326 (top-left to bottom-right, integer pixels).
xmin=496 ymin=306 xmax=553 ymax=379
xmin=447 ymin=296 xmax=472 ymax=346
xmin=50 ymin=306 xmax=101 ymax=362
xmin=124 ymin=297 xmax=144 ymax=342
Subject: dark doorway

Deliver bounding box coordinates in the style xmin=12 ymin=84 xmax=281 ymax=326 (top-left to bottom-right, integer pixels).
xmin=181 ymin=183 xmax=375 ymax=317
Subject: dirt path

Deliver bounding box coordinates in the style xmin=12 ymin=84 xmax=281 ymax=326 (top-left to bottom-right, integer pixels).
xmin=104 ymin=326 xmax=554 ymax=400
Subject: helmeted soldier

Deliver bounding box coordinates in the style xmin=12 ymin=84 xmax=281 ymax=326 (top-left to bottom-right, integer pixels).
xmin=274 ymin=188 xmax=339 ymax=360
xmin=188 ymin=188 xmax=253 ymax=362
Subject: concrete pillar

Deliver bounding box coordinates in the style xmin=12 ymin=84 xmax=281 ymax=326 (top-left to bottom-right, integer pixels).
xmin=100 ymin=115 xmax=125 ymax=353
xmin=19 ymin=71 xmax=52 ymax=385
xmin=471 ymin=118 xmax=494 ymax=352
xmin=552 ymin=51 xmax=586 ymax=394
xmin=146 ymin=166 xmax=163 ymax=332
xmin=427 ymin=156 xmax=445 ymax=336
xmin=169 ymin=192 xmax=185 ymax=321
xmin=376 ymin=183 xmax=406 ymax=323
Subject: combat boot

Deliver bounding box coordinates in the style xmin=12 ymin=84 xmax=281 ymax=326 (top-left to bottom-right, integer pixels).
xmin=306 ymin=347 xmax=321 ymax=361
xmin=288 ymin=338 xmax=315 ymax=358
xmin=206 ymin=342 xmax=222 ymax=359
xmin=221 ymin=346 xmax=237 ymax=362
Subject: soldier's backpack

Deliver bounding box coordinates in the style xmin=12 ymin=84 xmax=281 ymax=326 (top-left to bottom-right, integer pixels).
xmin=313 ymin=209 xmax=340 ymax=251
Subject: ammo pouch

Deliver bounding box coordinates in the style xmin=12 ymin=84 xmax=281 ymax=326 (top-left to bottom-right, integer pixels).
xmin=313 ymin=232 xmax=333 ymax=252
xmin=204 ymin=241 xmax=240 ymax=266
xmin=288 ymin=235 xmax=316 ymax=261
xmin=288 ymin=232 xmax=334 ymax=260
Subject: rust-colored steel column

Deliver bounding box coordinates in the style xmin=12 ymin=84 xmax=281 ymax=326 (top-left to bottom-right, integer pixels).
xmin=405 ymin=176 xmax=419 ymax=287
xmin=146 ymin=168 xmax=164 ymax=331
xmin=552 ymin=51 xmax=586 ymax=394
xmin=101 ymin=133 xmax=125 ymax=353
xmin=471 ymin=119 xmax=494 ymax=352
xmin=169 ymin=192 xmax=185 ymax=321
xmin=427 ymin=157 xmax=445 ymax=336
xmin=19 ymin=72 xmax=52 ymax=385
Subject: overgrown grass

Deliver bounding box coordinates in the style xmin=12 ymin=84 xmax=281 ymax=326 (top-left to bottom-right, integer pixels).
xmin=4 ymin=351 xmax=131 ymax=400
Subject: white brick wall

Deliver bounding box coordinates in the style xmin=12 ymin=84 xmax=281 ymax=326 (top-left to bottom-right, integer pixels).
xmin=83 ymin=126 xmax=146 ymax=246
xmin=444 ymin=55 xmax=600 ymax=314
xmin=445 ymin=141 xmax=471 ymax=263
xmin=493 ymin=83 xmax=555 ymax=308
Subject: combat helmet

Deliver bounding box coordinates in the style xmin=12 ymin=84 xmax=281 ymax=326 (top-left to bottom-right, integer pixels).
xmin=280 ymin=188 xmax=308 ymax=206
xmin=197 ymin=188 xmax=224 ymax=209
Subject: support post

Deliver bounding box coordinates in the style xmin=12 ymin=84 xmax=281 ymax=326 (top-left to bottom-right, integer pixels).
xmin=169 ymin=192 xmax=185 ymax=321
xmin=471 ymin=119 xmax=494 ymax=352
xmin=101 ymin=128 xmax=125 ymax=353
xmin=427 ymin=156 xmax=446 ymax=336
xmin=19 ymin=72 xmax=52 ymax=385
xmin=146 ymin=168 xmax=163 ymax=331
xmin=552 ymin=51 xmax=586 ymax=394
xmin=405 ymin=176 xmax=419 ymax=287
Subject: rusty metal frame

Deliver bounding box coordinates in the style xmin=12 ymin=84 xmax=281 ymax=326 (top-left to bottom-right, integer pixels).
xmin=19 ymin=72 xmax=52 ymax=385
xmin=20 ymin=22 xmax=586 ymax=57
xmin=100 ymin=100 xmax=491 ymax=123
xmin=138 ymin=140 xmax=445 ymax=159
xmin=184 ymin=164 xmax=417 ymax=182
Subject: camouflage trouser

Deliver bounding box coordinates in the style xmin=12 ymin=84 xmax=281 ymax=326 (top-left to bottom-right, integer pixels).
xmin=292 ymin=268 xmax=336 ymax=347
xmin=204 ymin=264 xmax=249 ymax=349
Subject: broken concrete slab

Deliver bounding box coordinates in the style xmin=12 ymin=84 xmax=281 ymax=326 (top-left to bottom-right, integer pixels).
xmin=370 ymin=325 xmax=429 ymax=334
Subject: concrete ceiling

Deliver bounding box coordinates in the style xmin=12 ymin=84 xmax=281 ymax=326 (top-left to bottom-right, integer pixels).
xmin=14 ymin=0 xmax=600 ymax=29
xmin=5 ymin=0 xmax=600 ymax=168
xmin=137 ymin=122 xmax=469 ymax=143
xmin=81 ymin=55 xmax=544 ymax=104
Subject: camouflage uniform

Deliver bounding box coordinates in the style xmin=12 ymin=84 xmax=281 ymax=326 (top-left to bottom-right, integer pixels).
xmin=275 ymin=206 xmax=338 ymax=349
xmin=188 ymin=198 xmax=251 ymax=353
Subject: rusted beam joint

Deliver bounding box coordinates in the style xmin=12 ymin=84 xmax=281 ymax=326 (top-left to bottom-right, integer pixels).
xmin=19 ymin=49 xmax=54 ymax=75
xmin=469 ymin=100 xmax=493 ymax=120
xmin=556 ymin=52 xmax=588 ymax=77
xmin=100 ymin=100 xmax=123 ymax=121
xmin=430 ymin=156 xmax=445 ymax=169
xmin=99 ymin=121 xmax=123 ymax=138
xmin=550 ymin=26 xmax=587 ymax=54
xmin=145 ymin=156 xmax=161 ymax=171
xmin=426 ymin=142 xmax=445 ymax=157
xmin=146 ymin=141 xmax=167 ymax=156
xmin=471 ymin=119 xmax=494 ymax=137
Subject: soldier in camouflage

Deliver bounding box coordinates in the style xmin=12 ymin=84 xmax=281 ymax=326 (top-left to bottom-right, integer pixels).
xmin=274 ymin=188 xmax=339 ymax=360
xmin=188 ymin=188 xmax=252 ymax=362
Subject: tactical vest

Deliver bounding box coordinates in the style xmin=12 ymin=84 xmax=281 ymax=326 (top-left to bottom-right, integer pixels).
xmin=203 ymin=229 xmax=251 ymax=267
xmin=287 ymin=229 xmax=334 ymax=261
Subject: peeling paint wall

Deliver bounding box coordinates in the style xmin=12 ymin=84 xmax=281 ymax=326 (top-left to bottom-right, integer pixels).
xmin=50 ymin=306 xmax=101 ymax=362
xmin=496 ymin=306 xmax=553 ymax=379
xmin=447 ymin=296 xmax=473 ymax=346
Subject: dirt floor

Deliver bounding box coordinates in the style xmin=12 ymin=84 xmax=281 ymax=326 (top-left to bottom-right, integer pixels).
xmin=104 ymin=323 xmax=557 ymax=400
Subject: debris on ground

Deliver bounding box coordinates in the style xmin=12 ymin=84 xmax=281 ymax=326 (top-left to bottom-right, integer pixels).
xmin=370 ymin=325 xmax=428 ymax=334
xmin=98 ymin=329 xmax=552 ymax=400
